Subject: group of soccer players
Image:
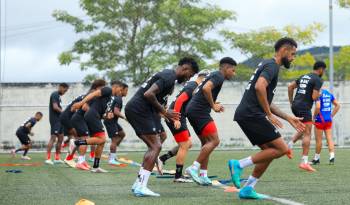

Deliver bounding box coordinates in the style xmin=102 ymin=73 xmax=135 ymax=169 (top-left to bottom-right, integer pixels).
xmin=12 ymin=37 xmax=340 ymax=199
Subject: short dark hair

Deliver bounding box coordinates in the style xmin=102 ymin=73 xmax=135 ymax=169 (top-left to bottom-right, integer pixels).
xmin=90 ymin=79 xmax=106 ymax=90
xmin=35 ymin=111 xmax=43 ymax=116
xmin=219 ymin=57 xmax=237 ymax=67
xmin=122 ymin=83 xmax=129 ymax=88
xmin=314 ymin=61 xmax=327 ymax=70
xmin=274 ymin=37 xmax=298 ymax=52
xmin=111 ymin=80 xmax=124 ymax=87
xmin=178 ymin=57 xmax=199 ymax=74
xmin=59 ymin=83 xmax=69 ymax=88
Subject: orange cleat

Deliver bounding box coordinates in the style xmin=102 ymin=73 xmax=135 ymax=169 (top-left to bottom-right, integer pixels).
xmin=82 ymin=161 xmax=91 ymax=169
xmin=76 ymin=163 xmax=90 ymax=171
xmin=299 ymin=163 xmax=316 ymax=172
xmin=286 ymin=149 xmax=293 ymax=159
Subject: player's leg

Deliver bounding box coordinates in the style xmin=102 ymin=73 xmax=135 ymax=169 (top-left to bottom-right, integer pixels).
xmin=109 ymin=135 xmax=119 ymax=165
xmin=299 ymin=123 xmax=315 ymax=171
xmin=172 ymin=130 xmax=192 ymax=182
xmin=110 ymin=130 xmax=126 ymax=164
xmin=54 ymin=133 xmax=64 ymax=163
xmin=159 ymin=146 xmax=179 ymax=165
xmin=324 ymin=127 xmax=335 ymax=164
xmin=312 ymin=125 xmax=323 ymax=165
xmin=46 ymin=134 xmax=57 ymax=165
xmin=89 ymin=145 xmax=96 ymax=162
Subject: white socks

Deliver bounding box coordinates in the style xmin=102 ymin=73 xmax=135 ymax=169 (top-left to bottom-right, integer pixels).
xmin=191 ymin=161 xmax=200 ymax=171
xmin=330 ymin=152 xmax=335 ymax=159
xmin=109 ymin=153 xmax=116 ymax=161
xmin=314 ymin=154 xmax=320 ymax=160
xmin=137 ymin=168 xmax=151 ymax=188
xmin=78 ymin=155 xmax=85 ymax=164
xmin=239 ymin=156 xmax=253 ymax=169
xmin=245 ymin=175 xmax=259 ymax=188
xmin=302 ymin=155 xmax=308 ymax=164
xmin=199 ymin=169 xmax=207 ymax=177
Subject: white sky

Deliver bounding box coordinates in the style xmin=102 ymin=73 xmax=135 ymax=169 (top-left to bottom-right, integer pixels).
xmin=0 ymin=0 xmax=349 ymax=82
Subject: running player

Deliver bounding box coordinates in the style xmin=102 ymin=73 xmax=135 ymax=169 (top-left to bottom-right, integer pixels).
xmin=104 ymin=81 xmax=129 ymax=165
xmin=73 ymin=81 xmax=124 ymax=173
xmin=160 ymin=70 xmax=209 ymax=182
xmin=12 ymin=112 xmax=43 ymax=160
xmin=185 ymin=57 xmax=236 ymax=186
xmin=228 ymin=38 xmax=305 ymax=199
xmin=126 ymin=57 xmax=198 ymax=197
xmin=45 ymin=83 xmax=69 ymax=165
xmin=311 ymin=89 xmax=340 ymax=165
xmin=287 ymin=61 xmax=325 ymax=172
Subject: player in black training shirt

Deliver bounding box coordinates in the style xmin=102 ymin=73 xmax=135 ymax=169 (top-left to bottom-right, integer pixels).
xmin=185 ymin=57 xmax=236 ymax=186
xmin=72 ymin=81 xmax=124 ymax=173
xmin=287 ymin=61 xmax=325 ymax=172
xmin=228 ymin=38 xmax=305 ymax=200
xmin=12 ymin=112 xmax=43 ymax=160
xmin=158 ymin=70 xmax=209 ymax=182
xmin=104 ymin=82 xmax=129 ymax=165
xmin=45 ymin=83 xmax=69 ymax=165
xmin=126 ymin=57 xmax=198 ymax=197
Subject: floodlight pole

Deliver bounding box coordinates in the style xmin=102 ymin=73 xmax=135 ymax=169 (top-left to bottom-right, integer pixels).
xmin=329 ymin=0 xmax=334 ymax=93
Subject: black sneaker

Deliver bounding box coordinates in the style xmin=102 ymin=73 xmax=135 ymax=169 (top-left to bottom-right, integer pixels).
xmin=329 ymin=158 xmax=335 ymax=165
xmin=311 ymin=159 xmax=320 ymax=165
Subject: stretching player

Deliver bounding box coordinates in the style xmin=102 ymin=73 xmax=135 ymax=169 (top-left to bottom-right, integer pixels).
xmin=311 ymin=89 xmax=340 ymax=165
xmin=287 ymin=61 xmax=325 ymax=172
xmin=228 ymin=38 xmax=305 ymax=199
xmin=12 ymin=112 xmax=43 ymax=160
xmin=126 ymin=57 xmax=198 ymax=197
xmin=45 ymin=83 xmax=69 ymax=165
xmin=185 ymin=57 xmax=236 ymax=186
xmin=104 ymin=82 xmax=129 ymax=165
xmin=73 ymin=81 xmax=124 ymax=173
xmin=160 ymin=71 xmax=209 ymax=182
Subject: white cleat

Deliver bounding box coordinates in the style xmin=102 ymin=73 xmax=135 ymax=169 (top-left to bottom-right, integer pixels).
xmin=54 ymin=159 xmax=64 ymax=164
xmin=45 ymin=159 xmax=54 ymax=165
xmin=64 ymin=159 xmax=77 ymax=168
xmin=10 ymin=149 xmax=16 ymax=158
xmin=91 ymin=167 xmax=108 ymax=173
xmin=174 ymin=177 xmax=194 ymax=183
xmin=21 ymin=156 xmax=31 ymax=160
xmin=108 ymin=159 xmax=122 ymax=165
xmin=131 ymin=179 xmax=140 ymax=192
xmin=68 ymin=139 xmax=76 ymax=154
xmin=134 ymin=186 xmax=160 ymax=197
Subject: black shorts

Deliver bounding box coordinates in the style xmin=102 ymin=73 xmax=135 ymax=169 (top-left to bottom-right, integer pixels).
xmin=291 ymin=106 xmax=312 ymax=123
xmin=104 ymin=120 xmax=123 ymax=138
xmin=59 ymin=111 xmax=73 ymax=130
xmin=50 ymin=120 xmax=63 ymax=135
xmin=16 ymin=129 xmax=31 ymax=145
xmin=84 ymin=110 xmax=105 ymax=136
xmin=125 ymin=105 xmax=160 ymax=136
xmin=236 ymin=117 xmax=281 ymax=146
xmin=71 ymin=112 xmax=89 ymax=137
xmin=166 ymin=117 xmax=188 ymax=135
xmin=187 ymin=111 xmax=213 ymax=135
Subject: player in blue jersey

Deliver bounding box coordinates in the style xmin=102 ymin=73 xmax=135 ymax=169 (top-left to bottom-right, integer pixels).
xmin=311 ymin=89 xmax=340 ymax=165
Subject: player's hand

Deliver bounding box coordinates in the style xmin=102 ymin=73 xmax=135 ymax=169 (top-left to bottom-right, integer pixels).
xmin=213 ymin=103 xmax=224 ymax=113
xmin=71 ymin=102 xmax=83 ymax=112
xmin=164 ymin=109 xmax=180 ymax=121
xmin=287 ymin=115 xmax=305 ymax=133
xmin=267 ymin=114 xmax=283 ymax=129
xmin=106 ymin=112 xmax=114 ymax=120
xmin=174 ymin=120 xmax=181 ymax=130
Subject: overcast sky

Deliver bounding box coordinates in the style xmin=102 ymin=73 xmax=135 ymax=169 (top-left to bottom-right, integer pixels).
xmin=0 ymin=0 xmax=349 ymax=82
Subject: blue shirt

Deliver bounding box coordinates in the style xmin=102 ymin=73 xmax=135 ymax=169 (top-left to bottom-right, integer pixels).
xmin=315 ymin=89 xmax=335 ymax=123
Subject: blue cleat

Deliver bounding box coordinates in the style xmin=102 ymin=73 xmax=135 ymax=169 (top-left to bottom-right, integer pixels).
xmin=185 ymin=167 xmax=204 ymax=185
xmin=199 ymin=176 xmax=212 ymax=186
xmin=239 ymin=186 xmax=268 ymax=200
xmin=228 ymin=159 xmax=243 ymax=188
xmin=133 ymin=186 xmax=160 ymax=197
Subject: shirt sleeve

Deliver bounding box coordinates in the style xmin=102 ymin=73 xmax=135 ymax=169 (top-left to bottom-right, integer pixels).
xmin=313 ymin=78 xmax=323 ymax=91
xmin=209 ymin=73 xmax=224 ymax=88
xmin=115 ymin=97 xmax=123 ymax=109
xmin=259 ymin=64 xmax=279 ymax=84
xmin=331 ymin=94 xmax=335 ymax=102
xmin=174 ymin=92 xmax=190 ymax=113
xmin=101 ymin=87 xmax=112 ymax=97
xmin=51 ymin=93 xmax=60 ymax=105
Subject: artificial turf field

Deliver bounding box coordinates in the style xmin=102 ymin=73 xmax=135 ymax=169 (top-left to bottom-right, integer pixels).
xmin=0 ymin=149 xmax=349 ymax=205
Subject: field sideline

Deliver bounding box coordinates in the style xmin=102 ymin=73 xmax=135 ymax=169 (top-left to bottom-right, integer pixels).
xmin=1 ymin=149 xmax=349 ymax=205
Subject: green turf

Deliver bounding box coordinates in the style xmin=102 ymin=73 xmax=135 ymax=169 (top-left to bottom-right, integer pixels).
xmin=1 ymin=149 xmax=350 ymax=205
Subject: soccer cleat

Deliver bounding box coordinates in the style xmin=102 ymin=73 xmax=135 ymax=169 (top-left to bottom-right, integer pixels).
xmin=185 ymin=167 xmax=203 ymax=185
xmin=155 ymin=157 xmax=164 ymax=175
xmin=82 ymin=161 xmax=91 ymax=169
xmin=286 ymin=149 xmax=293 ymax=159
xmin=131 ymin=180 xmax=140 ymax=192
xmin=54 ymin=159 xmax=64 ymax=164
xmin=299 ymin=163 xmax=316 ymax=172
xmin=61 ymin=143 xmax=68 ymax=148
xmin=64 ymin=159 xmax=77 ymax=168
xmin=199 ymin=176 xmax=212 ymax=186
xmin=228 ymin=159 xmax=243 ymax=188
xmin=174 ymin=176 xmax=194 ymax=183
xmin=329 ymin=158 xmax=335 ymax=165
xmin=76 ymin=163 xmax=90 ymax=171
xmin=91 ymin=167 xmax=108 ymax=173
xmin=21 ymin=156 xmax=31 ymax=160
xmin=45 ymin=159 xmax=54 ymax=165
xmin=109 ymin=159 xmax=122 ymax=166
xmin=311 ymin=159 xmax=320 ymax=165
xmin=134 ymin=186 xmax=160 ymax=197
xmin=239 ymin=186 xmax=268 ymax=200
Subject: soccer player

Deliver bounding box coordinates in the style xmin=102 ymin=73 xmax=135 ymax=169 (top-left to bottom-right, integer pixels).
xmin=287 ymin=61 xmax=326 ymax=172
xmin=159 ymin=70 xmax=209 ymax=182
xmin=72 ymin=81 xmax=124 ymax=173
xmin=311 ymin=89 xmax=340 ymax=165
xmin=104 ymin=82 xmax=129 ymax=165
xmin=228 ymin=38 xmax=305 ymax=199
xmin=12 ymin=112 xmax=43 ymax=160
xmin=45 ymin=83 xmax=69 ymax=165
xmin=126 ymin=57 xmax=198 ymax=197
xmin=185 ymin=57 xmax=236 ymax=186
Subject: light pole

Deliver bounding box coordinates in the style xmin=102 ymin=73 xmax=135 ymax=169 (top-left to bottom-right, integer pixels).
xmin=329 ymin=0 xmax=334 ymax=93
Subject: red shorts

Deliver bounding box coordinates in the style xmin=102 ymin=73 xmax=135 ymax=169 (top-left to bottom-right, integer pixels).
xmin=174 ymin=130 xmax=191 ymax=143
xmin=314 ymin=122 xmax=332 ymax=130
xmin=200 ymin=121 xmax=217 ymax=137
xmin=92 ymin=132 xmax=106 ymax=138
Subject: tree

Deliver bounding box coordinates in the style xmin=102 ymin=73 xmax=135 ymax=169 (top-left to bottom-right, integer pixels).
xmin=53 ymin=0 xmax=234 ymax=85
xmin=326 ymin=46 xmax=350 ymax=81
xmin=337 ymin=0 xmax=350 ymax=8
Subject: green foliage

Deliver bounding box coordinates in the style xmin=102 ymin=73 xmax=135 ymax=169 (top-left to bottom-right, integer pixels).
xmin=292 ymin=52 xmax=316 ymax=69
xmin=337 ymin=0 xmax=350 ymax=8
xmin=326 ymin=46 xmax=350 ymax=81
xmin=53 ymin=0 xmax=234 ymax=85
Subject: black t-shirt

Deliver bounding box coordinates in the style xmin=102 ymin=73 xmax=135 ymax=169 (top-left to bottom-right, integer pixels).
xmin=62 ymin=94 xmax=85 ymax=117
xmin=49 ymin=91 xmax=62 ymax=123
xmin=234 ymin=59 xmax=280 ymax=120
xmin=127 ymin=69 xmax=177 ymax=113
xmin=169 ymin=81 xmax=198 ymax=116
xmin=186 ymin=71 xmax=225 ymax=115
xmin=18 ymin=117 xmax=37 ymax=133
xmin=292 ymin=73 xmax=323 ymax=110
xmin=89 ymin=87 xmax=113 ymax=117
xmin=104 ymin=96 xmax=123 ymax=123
